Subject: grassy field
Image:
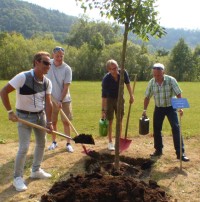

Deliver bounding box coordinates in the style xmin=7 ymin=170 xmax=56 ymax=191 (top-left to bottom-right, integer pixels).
xmin=0 ymin=80 xmax=199 ymax=142
xmin=0 ymin=80 xmax=200 ymax=202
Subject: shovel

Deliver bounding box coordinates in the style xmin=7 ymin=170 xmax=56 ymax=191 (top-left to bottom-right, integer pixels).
xmin=17 ymin=118 xmax=95 ymax=145
xmin=51 ymin=96 xmax=94 ymax=154
xmin=119 ymin=74 xmax=137 ymax=152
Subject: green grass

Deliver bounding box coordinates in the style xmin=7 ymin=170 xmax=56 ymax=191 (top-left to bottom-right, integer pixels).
xmin=0 ymin=80 xmax=199 ymax=142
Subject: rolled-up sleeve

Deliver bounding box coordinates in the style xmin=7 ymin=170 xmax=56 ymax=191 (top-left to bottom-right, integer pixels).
xmin=124 ymin=70 xmax=130 ymax=84
xmin=171 ymin=77 xmax=182 ymax=95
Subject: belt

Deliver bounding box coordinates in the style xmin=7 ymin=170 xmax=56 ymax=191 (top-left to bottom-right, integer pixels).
xmin=16 ymin=109 xmax=44 ymax=114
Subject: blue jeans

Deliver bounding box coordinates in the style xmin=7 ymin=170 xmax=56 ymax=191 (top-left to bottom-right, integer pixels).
xmin=14 ymin=111 xmax=46 ymax=178
xmin=153 ymin=106 xmax=185 ymax=156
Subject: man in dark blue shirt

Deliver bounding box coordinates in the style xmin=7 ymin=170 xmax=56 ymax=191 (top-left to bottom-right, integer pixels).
xmin=102 ymin=59 xmax=134 ymax=150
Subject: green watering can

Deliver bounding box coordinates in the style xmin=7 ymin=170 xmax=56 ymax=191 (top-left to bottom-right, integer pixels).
xmin=99 ymin=119 xmax=108 ymax=137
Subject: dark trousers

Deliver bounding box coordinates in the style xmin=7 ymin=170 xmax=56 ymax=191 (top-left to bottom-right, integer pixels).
xmin=153 ymin=106 xmax=185 ymax=156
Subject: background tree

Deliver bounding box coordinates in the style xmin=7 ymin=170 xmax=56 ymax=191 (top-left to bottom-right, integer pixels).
xmin=0 ymin=32 xmax=32 ymax=79
xmin=168 ymin=38 xmax=194 ymax=81
xmin=76 ymin=0 xmax=166 ymax=169
xmin=0 ymin=32 xmax=64 ymax=79
xmin=125 ymin=42 xmax=151 ymax=81
xmin=1 ymin=31 xmax=199 ymax=81
xmin=192 ymin=45 xmax=200 ymax=81
xmin=156 ymin=48 xmax=169 ymax=57
xmin=65 ymin=16 xmax=120 ymax=48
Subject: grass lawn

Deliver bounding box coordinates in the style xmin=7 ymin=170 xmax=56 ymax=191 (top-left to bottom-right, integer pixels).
xmin=0 ymin=80 xmax=199 ymax=142
xmin=0 ymin=80 xmax=200 ymax=202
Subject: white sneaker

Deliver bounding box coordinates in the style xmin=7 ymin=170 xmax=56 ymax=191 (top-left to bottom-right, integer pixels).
xmin=66 ymin=143 xmax=74 ymax=153
xmin=30 ymin=168 xmax=52 ymax=179
xmin=48 ymin=142 xmax=57 ymax=150
xmin=13 ymin=177 xmax=27 ymax=192
xmin=108 ymin=142 xmax=115 ymax=151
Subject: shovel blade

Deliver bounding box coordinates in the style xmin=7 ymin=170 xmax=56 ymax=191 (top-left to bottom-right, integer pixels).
xmin=119 ymin=138 xmax=132 ymax=153
xmin=73 ymin=134 xmax=95 ymax=145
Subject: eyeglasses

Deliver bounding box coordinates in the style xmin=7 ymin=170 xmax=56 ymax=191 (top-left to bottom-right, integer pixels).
xmin=53 ymin=47 xmax=65 ymax=53
xmin=41 ymin=60 xmax=51 ymax=66
xmin=110 ymin=67 xmax=117 ymax=71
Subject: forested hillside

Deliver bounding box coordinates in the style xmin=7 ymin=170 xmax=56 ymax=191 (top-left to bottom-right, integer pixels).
xmin=0 ymin=0 xmax=200 ymax=81
xmin=0 ymin=0 xmax=200 ymax=50
xmin=131 ymin=28 xmax=200 ymax=51
xmin=0 ymin=0 xmax=77 ymax=42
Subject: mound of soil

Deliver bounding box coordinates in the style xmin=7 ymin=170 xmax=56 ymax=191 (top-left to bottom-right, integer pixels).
xmin=41 ymin=153 xmax=171 ymax=202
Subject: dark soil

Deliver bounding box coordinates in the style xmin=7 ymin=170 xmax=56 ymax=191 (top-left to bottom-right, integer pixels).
xmin=73 ymin=134 xmax=95 ymax=145
xmin=41 ymin=153 xmax=171 ymax=202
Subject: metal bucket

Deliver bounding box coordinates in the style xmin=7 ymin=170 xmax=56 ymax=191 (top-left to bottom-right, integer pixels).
xmin=139 ymin=116 xmax=149 ymax=135
xmin=99 ymin=119 xmax=108 ymax=137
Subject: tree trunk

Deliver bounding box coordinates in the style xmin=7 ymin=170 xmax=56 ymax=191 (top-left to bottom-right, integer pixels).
xmin=114 ymin=22 xmax=129 ymax=170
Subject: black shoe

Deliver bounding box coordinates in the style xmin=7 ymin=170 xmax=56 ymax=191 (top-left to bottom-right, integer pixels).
xmin=150 ymin=150 xmax=163 ymax=157
xmin=177 ymin=155 xmax=190 ymax=162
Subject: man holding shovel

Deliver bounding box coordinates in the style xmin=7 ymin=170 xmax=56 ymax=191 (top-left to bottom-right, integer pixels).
xmin=101 ymin=59 xmax=134 ymax=151
xmin=0 ymin=51 xmax=53 ymax=191
xmin=142 ymin=63 xmax=189 ymax=161
xmin=46 ymin=46 xmax=74 ymax=152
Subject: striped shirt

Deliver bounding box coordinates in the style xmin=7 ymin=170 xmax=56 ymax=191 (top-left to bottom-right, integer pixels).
xmin=145 ymin=75 xmax=182 ymax=107
xmin=9 ymin=69 xmax=52 ymax=111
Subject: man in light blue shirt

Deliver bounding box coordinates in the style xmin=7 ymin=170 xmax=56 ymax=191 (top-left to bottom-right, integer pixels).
xmin=143 ymin=63 xmax=189 ymax=162
xmin=46 ymin=46 xmax=74 ymax=152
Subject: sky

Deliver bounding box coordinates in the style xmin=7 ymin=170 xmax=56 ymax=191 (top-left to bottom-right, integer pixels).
xmin=21 ymin=0 xmax=200 ymax=30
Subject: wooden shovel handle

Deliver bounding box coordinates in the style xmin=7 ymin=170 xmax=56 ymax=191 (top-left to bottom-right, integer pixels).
xmin=60 ymin=110 xmax=79 ymax=136
xmin=124 ymin=104 xmax=131 ymax=139
xmin=17 ymin=118 xmax=73 ymax=140
xmin=51 ymin=96 xmax=79 ymax=136
xmin=124 ymin=74 xmax=137 ymax=138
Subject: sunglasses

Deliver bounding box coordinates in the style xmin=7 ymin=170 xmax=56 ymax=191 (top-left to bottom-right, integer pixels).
xmin=53 ymin=47 xmax=65 ymax=53
xmin=41 ymin=60 xmax=51 ymax=66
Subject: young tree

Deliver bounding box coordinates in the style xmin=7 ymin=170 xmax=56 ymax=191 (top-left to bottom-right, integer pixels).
xmin=76 ymin=0 xmax=165 ymax=169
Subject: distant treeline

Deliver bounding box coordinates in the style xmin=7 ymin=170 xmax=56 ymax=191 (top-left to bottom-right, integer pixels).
xmin=0 ymin=0 xmax=200 ymax=50
xmin=0 ymin=29 xmax=200 ymax=81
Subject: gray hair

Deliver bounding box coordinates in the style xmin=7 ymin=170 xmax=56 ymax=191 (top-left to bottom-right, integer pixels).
xmin=106 ymin=59 xmax=119 ymax=70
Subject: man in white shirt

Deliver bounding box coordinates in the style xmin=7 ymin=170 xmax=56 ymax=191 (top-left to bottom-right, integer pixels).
xmin=0 ymin=51 xmax=53 ymax=191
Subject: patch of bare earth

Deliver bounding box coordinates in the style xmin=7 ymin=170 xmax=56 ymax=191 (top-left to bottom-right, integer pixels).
xmin=0 ymin=134 xmax=200 ymax=202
